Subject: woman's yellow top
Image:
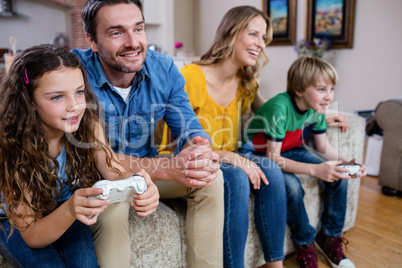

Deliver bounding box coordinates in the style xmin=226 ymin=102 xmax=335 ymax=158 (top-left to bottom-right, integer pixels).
xmin=159 ymin=64 xmax=257 ymax=153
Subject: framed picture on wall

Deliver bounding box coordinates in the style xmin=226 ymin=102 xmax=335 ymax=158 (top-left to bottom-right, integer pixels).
xmin=306 ymin=0 xmax=355 ymax=48
xmin=263 ymin=0 xmax=296 ymax=46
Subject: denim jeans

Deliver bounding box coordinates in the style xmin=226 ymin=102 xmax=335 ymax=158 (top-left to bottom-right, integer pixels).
xmin=281 ymin=146 xmax=349 ymax=245
xmin=221 ymin=153 xmax=286 ymax=267
xmin=0 ymin=219 xmax=99 ymax=267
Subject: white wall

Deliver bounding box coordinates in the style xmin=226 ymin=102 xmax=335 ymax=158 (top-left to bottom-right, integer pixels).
xmin=2 ymin=0 xmax=400 ymax=113
xmin=0 ymin=0 xmax=70 ymax=50
xmin=194 ymin=0 xmax=402 ymax=113
xmin=144 ymin=0 xmax=194 ymax=56
xmin=174 ymin=0 xmax=195 ymax=56
xmin=143 ymin=0 xmax=175 ymax=55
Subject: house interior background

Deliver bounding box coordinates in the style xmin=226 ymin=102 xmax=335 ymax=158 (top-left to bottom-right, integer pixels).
xmin=1 ymin=0 xmax=401 ymax=115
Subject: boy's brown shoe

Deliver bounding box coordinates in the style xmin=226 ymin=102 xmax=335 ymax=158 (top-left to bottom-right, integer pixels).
xmin=295 ymin=242 xmax=318 ymax=268
xmin=315 ymin=230 xmax=355 ymax=268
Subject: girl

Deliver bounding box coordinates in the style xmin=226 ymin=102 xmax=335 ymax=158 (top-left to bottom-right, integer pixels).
xmin=0 ymin=44 xmax=159 ymax=267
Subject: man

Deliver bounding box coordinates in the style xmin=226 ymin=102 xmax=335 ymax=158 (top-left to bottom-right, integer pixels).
xmin=72 ymin=0 xmax=224 ymax=267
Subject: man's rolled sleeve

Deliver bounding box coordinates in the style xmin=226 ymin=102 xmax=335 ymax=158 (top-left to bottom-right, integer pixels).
xmin=163 ymin=64 xmax=211 ymax=155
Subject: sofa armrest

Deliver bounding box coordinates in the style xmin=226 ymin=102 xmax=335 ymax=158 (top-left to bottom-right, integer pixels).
xmin=375 ymin=97 xmax=402 ymax=191
xmin=326 ymin=112 xmax=366 ymax=162
xmin=326 ymin=112 xmax=365 ymax=232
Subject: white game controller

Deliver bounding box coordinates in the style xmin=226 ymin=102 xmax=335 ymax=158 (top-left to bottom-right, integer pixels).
xmin=87 ymin=175 xmax=147 ymax=219
xmin=338 ymin=165 xmax=361 ymax=176
xmin=88 ymin=174 xmax=147 ymax=203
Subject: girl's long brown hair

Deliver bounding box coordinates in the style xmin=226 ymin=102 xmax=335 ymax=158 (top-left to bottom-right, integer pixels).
xmin=0 ymin=44 xmax=118 ymax=230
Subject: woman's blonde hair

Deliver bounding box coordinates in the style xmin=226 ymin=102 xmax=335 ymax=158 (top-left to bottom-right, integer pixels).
xmin=287 ymin=55 xmax=339 ymax=97
xmin=195 ymin=5 xmax=273 ymax=96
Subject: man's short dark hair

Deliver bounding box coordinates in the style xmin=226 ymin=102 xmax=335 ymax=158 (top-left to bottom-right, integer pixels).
xmin=82 ymin=0 xmax=143 ymax=43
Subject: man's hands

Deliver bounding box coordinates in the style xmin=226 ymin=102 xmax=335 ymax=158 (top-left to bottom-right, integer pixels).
xmin=325 ymin=113 xmax=350 ymax=132
xmin=173 ymin=136 xmax=220 ymax=188
xmin=118 ymin=136 xmax=220 ymax=188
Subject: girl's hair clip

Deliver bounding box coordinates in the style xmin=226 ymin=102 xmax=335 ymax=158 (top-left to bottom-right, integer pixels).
xmin=23 ymin=68 xmax=29 ymax=85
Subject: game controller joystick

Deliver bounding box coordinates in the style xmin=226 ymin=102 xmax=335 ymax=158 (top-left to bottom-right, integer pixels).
xmin=338 ymin=165 xmax=361 ymax=176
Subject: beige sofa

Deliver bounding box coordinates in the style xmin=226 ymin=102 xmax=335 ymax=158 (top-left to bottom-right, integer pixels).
xmin=0 ymin=112 xmax=365 ymax=267
xmin=375 ymin=97 xmax=402 ymax=192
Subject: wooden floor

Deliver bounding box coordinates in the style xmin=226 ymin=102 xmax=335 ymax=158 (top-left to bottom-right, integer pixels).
xmin=283 ymin=176 xmax=402 ymax=268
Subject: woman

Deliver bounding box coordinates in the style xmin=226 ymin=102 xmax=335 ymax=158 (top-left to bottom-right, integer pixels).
xmin=179 ymin=6 xmax=286 ymax=268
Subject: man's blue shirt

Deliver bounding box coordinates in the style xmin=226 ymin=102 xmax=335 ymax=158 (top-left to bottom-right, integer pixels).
xmin=72 ymin=48 xmax=209 ymax=157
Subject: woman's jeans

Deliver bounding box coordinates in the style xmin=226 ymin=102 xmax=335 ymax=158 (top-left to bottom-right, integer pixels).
xmin=281 ymin=146 xmax=349 ymax=245
xmin=0 ymin=219 xmax=99 ymax=267
xmin=221 ymin=153 xmax=286 ymax=267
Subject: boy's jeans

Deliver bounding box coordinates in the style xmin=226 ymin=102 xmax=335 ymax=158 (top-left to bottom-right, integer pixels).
xmin=281 ymin=146 xmax=349 ymax=245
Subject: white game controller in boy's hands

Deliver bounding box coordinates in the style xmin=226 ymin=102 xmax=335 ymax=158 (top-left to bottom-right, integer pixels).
xmin=87 ymin=175 xmax=147 ymax=219
xmin=338 ymin=165 xmax=361 ymax=177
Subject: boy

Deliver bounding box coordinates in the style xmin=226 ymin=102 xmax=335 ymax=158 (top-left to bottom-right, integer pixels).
xmin=240 ymin=55 xmax=366 ymax=268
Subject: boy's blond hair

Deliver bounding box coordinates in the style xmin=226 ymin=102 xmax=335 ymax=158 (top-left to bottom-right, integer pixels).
xmin=287 ymin=55 xmax=339 ymax=97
